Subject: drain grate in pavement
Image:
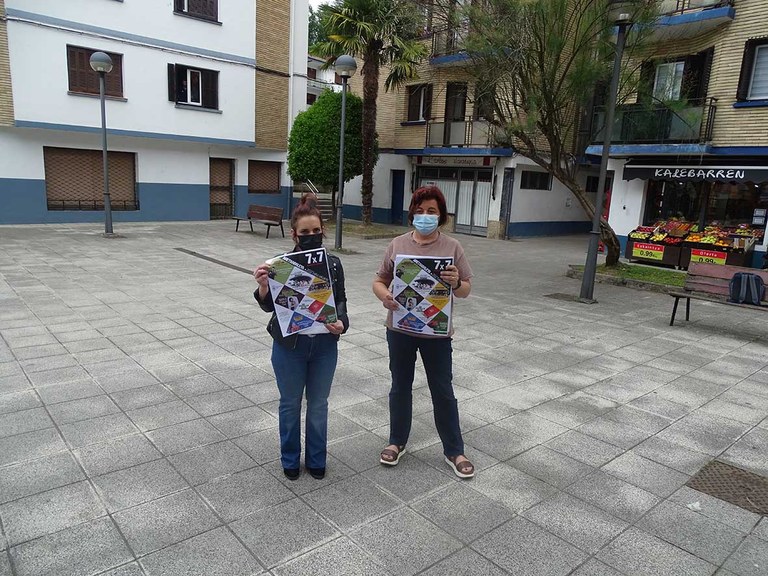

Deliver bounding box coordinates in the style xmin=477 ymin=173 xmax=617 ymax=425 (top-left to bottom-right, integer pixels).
xmin=175 ymin=248 xmax=252 ymax=275
xmin=687 ymin=460 xmax=768 ymax=515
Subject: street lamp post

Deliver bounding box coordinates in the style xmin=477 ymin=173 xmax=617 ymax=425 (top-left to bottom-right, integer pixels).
xmin=90 ymin=51 xmax=114 ymax=236
xmin=579 ymin=2 xmax=634 ymax=303
xmin=333 ymin=55 xmax=357 ymax=250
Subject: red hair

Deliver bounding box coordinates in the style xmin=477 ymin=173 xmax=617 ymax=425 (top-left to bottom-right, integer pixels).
xmin=291 ymin=193 xmax=324 ymax=229
xmin=408 ymin=186 xmax=448 ymax=226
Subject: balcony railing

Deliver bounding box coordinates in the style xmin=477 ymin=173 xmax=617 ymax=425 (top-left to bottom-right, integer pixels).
xmin=426 ymin=117 xmax=494 ymax=147
xmin=659 ymin=0 xmax=733 ymax=15
xmin=591 ymin=97 xmax=716 ymax=146
xmin=431 ymin=26 xmax=468 ymax=58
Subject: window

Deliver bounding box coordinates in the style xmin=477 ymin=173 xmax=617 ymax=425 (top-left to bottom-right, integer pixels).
xmin=406 ymin=84 xmax=432 ymax=122
xmin=416 ymin=0 xmax=433 ymax=35
xmin=67 ymin=46 xmax=123 ymax=97
xmin=307 ymin=67 xmax=317 ymax=80
xmin=248 ymin=161 xmax=281 ymax=193
xmin=174 ymin=0 xmax=218 ymax=22
xmin=653 ymin=61 xmax=685 ymax=101
xmin=520 ymin=170 xmax=552 ymax=190
xmin=307 ymin=93 xmax=317 ymax=106
xmin=585 ymin=175 xmax=612 ymax=194
xmin=737 ymin=38 xmax=768 ymax=101
xmin=473 ymin=82 xmax=495 ymax=121
xmin=167 ymin=64 xmax=219 ymax=109
xmin=44 ymin=147 xmax=137 ymax=211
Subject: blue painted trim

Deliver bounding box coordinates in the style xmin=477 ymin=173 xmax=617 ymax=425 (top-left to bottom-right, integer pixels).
xmin=585 ymin=144 xmax=711 ymax=156
xmin=429 ymin=52 xmax=471 ymax=66
xmin=394 ymin=147 xmax=514 ymax=156
xmin=733 ymin=100 xmax=768 ymax=109
xmin=6 ymin=9 xmax=256 ymax=66
xmin=342 ymin=205 xmax=391 ymax=224
xmin=507 ymin=220 xmax=591 ymax=237
xmin=709 ymin=146 xmax=768 ymax=155
xmin=656 ymin=6 xmax=735 ymax=28
xmin=14 ymin=120 xmax=256 ymax=147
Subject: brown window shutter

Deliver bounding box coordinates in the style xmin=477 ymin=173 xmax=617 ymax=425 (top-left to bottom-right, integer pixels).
xmin=201 ymin=70 xmax=218 ymax=109
xmin=248 ymin=161 xmax=281 ymax=193
xmin=737 ymin=39 xmax=762 ymax=101
xmin=167 ymin=64 xmax=177 ymax=102
xmin=424 ymin=84 xmax=433 ymax=120
xmin=407 ymin=86 xmax=420 ymax=121
xmin=105 ymin=55 xmax=123 ymax=97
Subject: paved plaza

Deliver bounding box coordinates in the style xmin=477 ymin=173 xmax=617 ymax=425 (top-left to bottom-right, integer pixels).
xmin=0 ymin=221 xmax=767 ymax=576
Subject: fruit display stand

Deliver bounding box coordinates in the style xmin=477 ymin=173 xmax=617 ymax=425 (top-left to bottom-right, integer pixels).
xmin=625 ymin=239 xmax=682 ymax=267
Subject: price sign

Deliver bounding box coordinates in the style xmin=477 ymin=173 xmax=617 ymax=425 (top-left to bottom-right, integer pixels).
xmin=632 ymin=242 xmax=665 ymax=261
xmin=690 ymin=248 xmax=727 ymax=265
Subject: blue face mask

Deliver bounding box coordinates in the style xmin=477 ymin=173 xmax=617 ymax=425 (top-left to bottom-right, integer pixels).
xmin=413 ymin=214 xmax=439 ymax=235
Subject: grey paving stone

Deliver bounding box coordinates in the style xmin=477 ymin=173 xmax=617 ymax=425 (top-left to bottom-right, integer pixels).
xmin=638 ymin=500 xmax=744 ymax=565
xmin=327 ymin=411 xmax=368 ymax=443
xmin=126 ymin=400 xmax=200 ymax=432
xmin=629 ymin=394 xmax=692 ymax=420
xmin=303 ymin=475 xmax=401 ymax=530
xmin=412 ymin=482 xmax=514 ymax=542
xmin=273 ymin=537 xmax=389 ymax=576
xmin=328 ymin=431 xmax=391 ymax=472
xmin=657 ymin=412 xmax=750 ymax=456
xmin=231 ymin=498 xmax=338 ymax=568
xmin=95 ymin=369 xmax=159 ymax=394
xmin=109 ymin=384 xmax=178 ymax=411
xmin=0 ymin=451 xmax=84 ymax=504
xmin=112 ymin=489 xmax=221 ymax=557
xmin=36 ymin=379 xmax=104 ymax=405
xmin=0 ymin=552 xmax=9 ymax=576
xmin=472 ymin=516 xmax=588 ymax=576
xmin=168 ymin=440 xmax=255 ymax=485
xmin=26 ymin=366 xmax=90 ymax=387
xmin=655 ymin=377 xmax=730 ymax=409
xmin=0 ymin=390 xmax=41 ymax=415
xmin=0 ymin=428 xmax=67 ymax=467
xmin=633 ymin=436 xmax=712 ymax=475
xmin=349 ymin=508 xmax=461 ymax=576
xmin=419 ymin=548 xmax=508 ymax=576
xmin=231 ymin=428 xmax=281 ymax=464
xmin=670 ymin=486 xmax=762 ymax=534
xmin=48 ymin=395 xmax=120 ymax=425
xmin=470 ymin=462 xmax=557 ymax=513
xmin=597 ymin=527 xmax=717 ymax=576
xmin=570 ymin=559 xmax=624 ymax=576
xmin=601 ymin=452 xmax=690 ymax=497
xmin=197 ymin=466 xmax=293 ymax=522
xmin=60 ymin=412 xmax=139 ymax=449
xmin=494 ymin=411 xmax=570 ymax=443
xmin=545 ymin=430 xmax=624 ymax=467
xmin=463 ymin=424 xmax=536 ymax=460
xmin=362 ymin=454 xmax=453 ymax=502
xmin=184 ymin=389 xmax=253 ymax=417
xmin=720 ymin=427 xmax=768 ymax=477
xmin=0 ymin=407 xmax=53 ymax=439
xmin=19 ymin=353 xmax=78 ymax=374
xmin=207 ymin=406 xmax=277 ymax=438
xmin=165 ymin=374 xmax=229 ymax=398
xmin=507 ymin=445 xmax=596 ymax=488
xmin=0 ymin=373 xmax=30 ymax=395
xmin=754 ymin=517 xmax=768 ymax=541
xmin=578 ymin=417 xmax=653 ymax=449
xmin=8 ymin=517 xmax=133 ymax=576
xmin=602 ymin=404 xmax=674 ymax=434
xmin=140 ymin=526 xmax=261 ymax=576
xmin=92 ymin=458 xmax=188 ymax=512
xmin=75 ymin=433 xmax=161 ymax=476
xmin=701 ymin=398 xmax=767 ymax=425
xmin=522 ymin=492 xmax=628 ymax=553
xmin=146 ymin=418 xmax=226 ymax=455
xmin=0 ymin=480 xmax=106 ymax=545
xmin=565 ymin=471 xmax=660 ymax=523
xmin=90 ymin=562 xmax=144 ymax=576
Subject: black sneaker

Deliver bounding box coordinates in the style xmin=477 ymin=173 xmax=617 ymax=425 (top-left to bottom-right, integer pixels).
xmin=283 ymin=467 xmax=300 ymax=480
xmin=307 ymin=467 xmax=325 ymax=480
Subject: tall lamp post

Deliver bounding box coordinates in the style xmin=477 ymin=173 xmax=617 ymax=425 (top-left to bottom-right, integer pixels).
xmin=579 ymin=1 xmax=634 ymax=302
xmin=333 ymin=55 xmax=357 ymax=250
xmin=90 ymin=51 xmax=114 ymax=236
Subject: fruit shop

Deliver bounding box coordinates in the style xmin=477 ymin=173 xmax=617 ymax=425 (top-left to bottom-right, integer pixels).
xmin=620 ymin=159 xmax=768 ymax=269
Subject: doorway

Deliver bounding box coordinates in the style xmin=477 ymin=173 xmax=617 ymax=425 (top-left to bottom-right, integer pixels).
xmin=391 ymin=169 xmax=405 ymax=224
xmin=209 ymin=158 xmax=234 ymax=219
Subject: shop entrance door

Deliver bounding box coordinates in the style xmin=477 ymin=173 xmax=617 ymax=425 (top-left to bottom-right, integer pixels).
xmin=455 ymin=169 xmax=492 ymax=236
xmin=209 ymin=158 xmax=234 ymax=219
xmin=391 ymin=170 xmax=405 ymax=224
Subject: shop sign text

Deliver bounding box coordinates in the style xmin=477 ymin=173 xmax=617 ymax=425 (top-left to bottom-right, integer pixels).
xmin=654 ymin=168 xmax=745 ymax=180
xmin=690 ymin=249 xmax=727 ymax=265
xmin=632 ymin=242 xmax=665 ymax=261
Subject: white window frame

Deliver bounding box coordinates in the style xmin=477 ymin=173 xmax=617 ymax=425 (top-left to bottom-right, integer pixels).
xmin=415 ymin=89 xmax=428 ymax=121
xmin=186 ymin=68 xmax=202 ymax=106
xmin=748 ymin=45 xmax=768 ymax=100
xmin=653 ymin=61 xmax=685 ymax=102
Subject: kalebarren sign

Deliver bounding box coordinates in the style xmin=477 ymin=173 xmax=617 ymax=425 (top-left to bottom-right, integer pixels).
xmin=623 ymin=165 xmax=768 ymax=184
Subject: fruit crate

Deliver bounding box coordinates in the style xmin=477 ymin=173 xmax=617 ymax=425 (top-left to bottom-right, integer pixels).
xmin=625 ymin=240 xmax=681 ymax=267
xmin=679 ymin=243 xmax=755 ymax=269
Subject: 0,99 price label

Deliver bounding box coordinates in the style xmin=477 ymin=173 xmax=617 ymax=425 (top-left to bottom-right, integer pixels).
xmin=632 ymin=242 xmax=665 ymax=261
xmin=690 ymin=249 xmax=727 ymax=265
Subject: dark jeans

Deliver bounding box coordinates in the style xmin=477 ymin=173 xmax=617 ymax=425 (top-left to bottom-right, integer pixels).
xmin=271 ymin=334 xmax=338 ymax=469
xmin=386 ymin=329 xmax=464 ymax=457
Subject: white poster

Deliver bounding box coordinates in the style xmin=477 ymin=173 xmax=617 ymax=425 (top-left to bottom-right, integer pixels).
xmin=392 ymin=254 xmax=453 ymax=336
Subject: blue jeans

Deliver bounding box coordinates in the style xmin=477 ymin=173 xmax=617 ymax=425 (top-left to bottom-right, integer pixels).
xmin=271 ymin=334 xmax=338 ymax=469
xmin=386 ymin=329 xmax=464 ymax=457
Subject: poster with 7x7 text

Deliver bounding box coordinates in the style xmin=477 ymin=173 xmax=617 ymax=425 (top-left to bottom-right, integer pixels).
xmin=392 ymin=254 xmax=453 ymax=336
xmin=266 ymin=248 xmax=337 ymax=337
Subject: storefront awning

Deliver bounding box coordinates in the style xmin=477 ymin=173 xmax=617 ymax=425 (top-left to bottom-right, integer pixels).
xmin=623 ymin=159 xmax=768 ymax=183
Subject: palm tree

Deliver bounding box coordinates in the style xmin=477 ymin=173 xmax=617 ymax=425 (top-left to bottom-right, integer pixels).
xmin=312 ymin=0 xmax=428 ymax=225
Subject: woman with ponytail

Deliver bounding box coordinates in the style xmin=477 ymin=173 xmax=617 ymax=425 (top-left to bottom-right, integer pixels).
xmin=253 ymin=194 xmax=349 ymax=481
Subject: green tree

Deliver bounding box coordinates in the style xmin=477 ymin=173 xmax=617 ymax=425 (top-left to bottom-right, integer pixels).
xmin=308 ymin=6 xmax=326 ymax=46
xmin=287 ymin=90 xmax=368 ymax=205
xmin=311 ymin=0 xmax=428 ymax=225
xmin=463 ymin=0 xmax=656 ymax=265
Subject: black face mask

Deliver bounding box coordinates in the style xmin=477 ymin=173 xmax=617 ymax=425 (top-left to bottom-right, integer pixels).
xmin=296 ymin=233 xmax=323 ymax=251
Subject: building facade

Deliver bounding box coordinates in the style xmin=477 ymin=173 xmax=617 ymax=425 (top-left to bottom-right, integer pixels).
xmin=0 ymin=0 xmax=308 ymax=224
xmin=587 ymin=0 xmax=768 ymax=266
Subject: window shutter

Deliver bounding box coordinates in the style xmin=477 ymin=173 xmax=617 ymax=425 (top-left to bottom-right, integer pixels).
xmin=174 ymin=0 xmax=184 ymax=11
xmin=201 ymin=70 xmax=218 ymax=109
xmin=736 ymin=39 xmax=761 ymax=101
xmin=407 ymin=87 xmax=420 ymax=121
xmin=67 ymin=46 xmax=80 ymax=92
xmin=105 ymin=55 xmax=123 ymax=98
xmin=202 ymin=0 xmax=217 ymax=20
xmin=424 ymin=84 xmax=433 ymax=120
xmin=167 ymin=64 xmax=176 ymax=102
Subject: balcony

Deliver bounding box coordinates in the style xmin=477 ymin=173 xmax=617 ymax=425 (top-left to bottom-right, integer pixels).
xmin=426 ymin=117 xmax=494 ymax=148
xmin=430 ymin=26 xmax=470 ymax=66
xmin=590 ymin=97 xmax=716 ymax=146
xmin=650 ymin=0 xmax=735 ymax=42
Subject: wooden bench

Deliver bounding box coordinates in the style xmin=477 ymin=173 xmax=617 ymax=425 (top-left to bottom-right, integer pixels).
xmin=669 ymin=262 xmax=768 ymax=326
xmin=233 ymin=205 xmax=285 ymax=238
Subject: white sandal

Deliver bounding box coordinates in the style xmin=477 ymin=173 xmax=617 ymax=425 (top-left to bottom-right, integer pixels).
xmin=380 ymin=445 xmax=406 ymax=466
xmin=445 ymin=455 xmax=475 ymax=478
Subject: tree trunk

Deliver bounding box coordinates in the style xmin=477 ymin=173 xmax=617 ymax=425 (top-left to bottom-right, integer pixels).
xmin=360 ymin=52 xmax=379 ymax=226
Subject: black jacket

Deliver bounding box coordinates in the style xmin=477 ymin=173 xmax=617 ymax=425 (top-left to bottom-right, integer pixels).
xmin=254 ymin=251 xmax=349 ymax=349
